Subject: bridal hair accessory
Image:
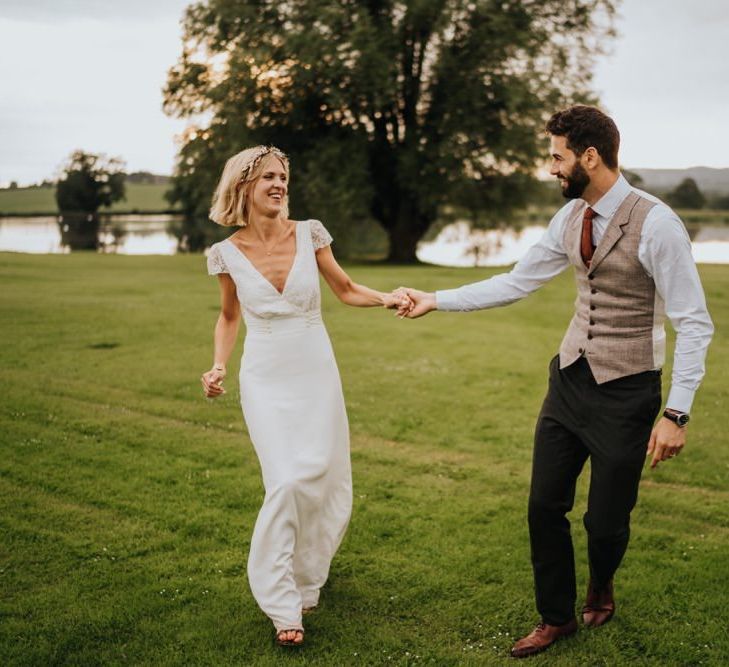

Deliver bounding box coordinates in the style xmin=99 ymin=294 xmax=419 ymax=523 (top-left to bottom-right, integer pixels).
xmin=241 ymin=146 xmax=288 ymax=183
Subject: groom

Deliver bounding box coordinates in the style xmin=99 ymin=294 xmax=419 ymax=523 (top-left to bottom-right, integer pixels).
xmin=396 ymin=106 xmax=713 ymax=658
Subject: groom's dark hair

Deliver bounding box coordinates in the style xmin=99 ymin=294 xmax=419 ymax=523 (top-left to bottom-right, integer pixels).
xmin=546 ymin=105 xmax=620 ymax=169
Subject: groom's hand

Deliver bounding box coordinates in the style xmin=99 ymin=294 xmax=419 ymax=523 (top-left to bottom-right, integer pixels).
xmin=398 ymin=288 xmax=436 ymax=318
xmin=647 ymin=417 xmax=686 ymax=468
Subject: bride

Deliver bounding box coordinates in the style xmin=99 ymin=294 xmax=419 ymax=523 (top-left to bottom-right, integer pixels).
xmin=200 ymin=146 xmax=408 ymax=647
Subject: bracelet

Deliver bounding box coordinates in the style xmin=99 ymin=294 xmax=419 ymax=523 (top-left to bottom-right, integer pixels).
xmin=213 ymin=364 xmax=226 ymax=372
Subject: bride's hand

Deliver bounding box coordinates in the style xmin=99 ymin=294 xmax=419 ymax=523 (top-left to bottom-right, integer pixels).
xmin=201 ymin=366 xmax=226 ymax=398
xmin=383 ymin=288 xmax=413 ymax=314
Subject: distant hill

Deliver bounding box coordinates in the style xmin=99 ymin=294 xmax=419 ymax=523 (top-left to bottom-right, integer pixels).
xmin=630 ymin=167 xmax=729 ymax=195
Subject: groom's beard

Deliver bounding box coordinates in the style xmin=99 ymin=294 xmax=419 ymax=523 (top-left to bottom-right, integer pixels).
xmin=559 ymin=162 xmax=590 ymax=199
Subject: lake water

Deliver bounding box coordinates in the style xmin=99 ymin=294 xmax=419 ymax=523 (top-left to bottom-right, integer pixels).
xmin=418 ymin=221 xmax=729 ymax=266
xmin=1 ymin=215 xmax=728 ymax=265
xmin=0 ymin=215 xmax=179 ymax=255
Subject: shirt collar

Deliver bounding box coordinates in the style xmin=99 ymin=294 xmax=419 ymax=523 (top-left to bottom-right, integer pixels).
xmin=588 ymin=173 xmax=631 ymax=220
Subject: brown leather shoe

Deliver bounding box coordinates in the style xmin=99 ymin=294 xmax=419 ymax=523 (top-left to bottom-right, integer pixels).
xmin=510 ymin=618 xmax=577 ymax=658
xmin=582 ymin=579 xmax=615 ymax=627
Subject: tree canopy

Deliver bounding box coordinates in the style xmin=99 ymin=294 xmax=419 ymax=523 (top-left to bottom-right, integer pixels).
xmin=55 ymin=150 xmax=126 ymax=215
xmin=667 ymin=177 xmax=706 ymax=210
xmin=165 ymin=0 xmax=617 ymax=261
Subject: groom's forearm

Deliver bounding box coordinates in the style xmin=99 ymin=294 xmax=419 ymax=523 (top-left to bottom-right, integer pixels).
xmin=435 ymin=240 xmax=569 ymax=311
xmin=435 ymin=272 xmax=539 ymax=311
xmin=434 ymin=285 xmax=496 ymax=311
xmin=434 ymin=288 xmax=460 ymax=311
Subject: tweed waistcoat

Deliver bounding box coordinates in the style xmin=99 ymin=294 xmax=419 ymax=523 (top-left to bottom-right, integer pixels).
xmin=559 ymin=191 xmax=664 ymax=383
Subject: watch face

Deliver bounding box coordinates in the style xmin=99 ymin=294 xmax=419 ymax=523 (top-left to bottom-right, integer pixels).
xmin=664 ymin=410 xmax=690 ymax=426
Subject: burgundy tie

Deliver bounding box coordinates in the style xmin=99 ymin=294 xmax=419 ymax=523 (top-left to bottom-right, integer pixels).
xmin=581 ymin=206 xmax=596 ymax=267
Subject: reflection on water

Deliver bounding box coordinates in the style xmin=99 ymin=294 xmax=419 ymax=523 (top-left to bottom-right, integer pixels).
xmin=0 ymin=215 xmax=180 ymax=255
xmin=417 ymin=222 xmax=729 ymax=266
xmin=1 ymin=215 xmax=729 ymax=265
xmin=418 ymin=223 xmax=546 ymax=267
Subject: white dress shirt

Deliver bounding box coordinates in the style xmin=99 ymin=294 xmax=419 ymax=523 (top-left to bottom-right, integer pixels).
xmin=435 ymin=174 xmax=714 ymax=413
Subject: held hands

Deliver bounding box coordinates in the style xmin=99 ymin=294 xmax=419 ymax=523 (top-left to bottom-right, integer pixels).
xmin=387 ymin=287 xmax=437 ymax=318
xmin=646 ymin=417 xmax=686 ymax=468
xmin=382 ymin=289 xmax=414 ymax=313
xmin=201 ymin=365 xmax=226 ymax=398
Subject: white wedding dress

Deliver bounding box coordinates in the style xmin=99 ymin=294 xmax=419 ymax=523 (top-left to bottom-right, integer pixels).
xmin=207 ymin=220 xmax=352 ymax=631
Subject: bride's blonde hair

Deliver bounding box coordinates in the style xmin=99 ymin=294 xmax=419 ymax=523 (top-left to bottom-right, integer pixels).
xmin=209 ymin=146 xmax=289 ymax=227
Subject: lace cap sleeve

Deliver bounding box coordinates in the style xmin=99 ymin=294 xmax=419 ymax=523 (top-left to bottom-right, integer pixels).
xmin=310 ymin=219 xmax=333 ymax=250
xmin=207 ymin=244 xmax=228 ymax=275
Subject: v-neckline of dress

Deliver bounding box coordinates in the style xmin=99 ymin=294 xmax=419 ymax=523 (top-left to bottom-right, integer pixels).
xmin=225 ymin=221 xmax=302 ymax=297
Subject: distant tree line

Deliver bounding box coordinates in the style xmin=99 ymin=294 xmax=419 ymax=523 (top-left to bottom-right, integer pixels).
xmin=0 ymin=179 xmax=55 ymax=190
xmin=125 ymin=172 xmax=171 ymax=185
xmin=711 ymin=193 xmax=729 ymax=209
xmin=1 ymin=170 xmax=169 ymax=192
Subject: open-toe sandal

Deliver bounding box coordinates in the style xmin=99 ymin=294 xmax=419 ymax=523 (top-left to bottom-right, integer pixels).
xmin=275 ymin=628 xmax=304 ymax=647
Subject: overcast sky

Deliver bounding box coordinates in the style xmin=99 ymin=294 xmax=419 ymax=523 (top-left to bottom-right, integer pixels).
xmin=1 ymin=0 xmax=727 ymax=185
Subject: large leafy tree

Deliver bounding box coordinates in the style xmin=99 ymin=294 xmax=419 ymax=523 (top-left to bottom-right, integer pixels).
xmin=55 ymin=150 xmax=126 ymax=250
xmin=55 ymin=150 xmax=126 ymax=214
xmin=164 ymin=0 xmax=616 ymax=261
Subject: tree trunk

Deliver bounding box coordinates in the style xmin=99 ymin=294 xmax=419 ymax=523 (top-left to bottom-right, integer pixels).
xmin=385 ymin=219 xmax=426 ymax=263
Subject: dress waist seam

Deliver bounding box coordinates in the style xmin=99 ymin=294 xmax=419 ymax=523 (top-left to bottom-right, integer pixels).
xmin=245 ymin=313 xmax=324 ymax=335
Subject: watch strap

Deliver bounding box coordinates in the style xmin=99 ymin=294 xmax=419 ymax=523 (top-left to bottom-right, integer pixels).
xmin=663 ymin=409 xmax=689 ymax=426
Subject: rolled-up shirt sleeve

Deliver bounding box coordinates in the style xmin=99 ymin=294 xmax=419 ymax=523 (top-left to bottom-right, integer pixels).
xmin=435 ymin=205 xmax=573 ymax=311
xmin=640 ymin=206 xmax=714 ymax=413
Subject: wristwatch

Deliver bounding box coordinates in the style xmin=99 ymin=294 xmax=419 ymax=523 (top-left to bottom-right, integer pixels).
xmin=663 ymin=409 xmax=690 ymax=427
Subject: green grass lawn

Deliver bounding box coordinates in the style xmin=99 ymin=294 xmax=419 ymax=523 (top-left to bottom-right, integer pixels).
xmin=0 ymin=254 xmax=727 ymax=666
xmin=0 ymin=184 xmax=175 ymax=215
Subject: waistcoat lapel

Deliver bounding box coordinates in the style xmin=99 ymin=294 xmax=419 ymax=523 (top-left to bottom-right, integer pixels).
xmin=588 ymin=192 xmax=639 ymax=272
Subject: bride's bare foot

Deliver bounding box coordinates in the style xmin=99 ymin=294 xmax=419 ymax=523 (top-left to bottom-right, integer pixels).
xmin=276 ymin=628 xmax=304 ymax=646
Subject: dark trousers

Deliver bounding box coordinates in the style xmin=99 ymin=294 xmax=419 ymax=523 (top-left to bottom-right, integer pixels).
xmin=529 ymin=355 xmax=662 ymax=625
